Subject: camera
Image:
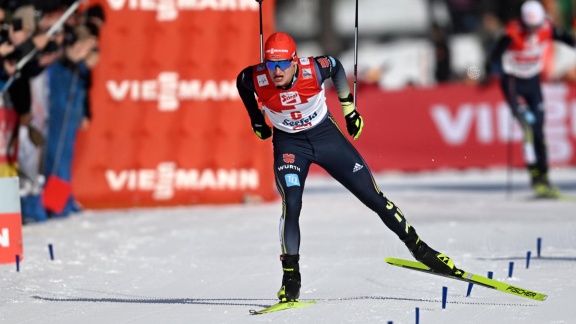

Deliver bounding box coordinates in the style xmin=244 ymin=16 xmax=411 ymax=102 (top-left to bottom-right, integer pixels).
xmin=12 ymin=17 xmax=22 ymax=31
xmin=0 ymin=18 xmax=23 ymax=45
xmin=0 ymin=21 xmax=9 ymax=44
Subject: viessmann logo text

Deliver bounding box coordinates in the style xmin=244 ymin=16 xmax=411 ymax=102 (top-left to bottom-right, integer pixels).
xmin=430 ymin=84 xmax=576 ymax=163
xmin=106 ymin=162 xmax=260 ymax=200
xmin=108 ymin=0 xmax=258 ymax=21
xmin=106 ymin=72 xmax=239 ymax=111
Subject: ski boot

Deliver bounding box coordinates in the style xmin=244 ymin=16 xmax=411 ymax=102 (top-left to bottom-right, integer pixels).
xmin=402 ymin=232 xmax=462 ymax=276
xmin=529 ymin=166 xmax=541 ymax=188
xmin=530 ymin=169 xmax=560 ymax=199
xmin=277 ymin=254 xmax=301 ymax=302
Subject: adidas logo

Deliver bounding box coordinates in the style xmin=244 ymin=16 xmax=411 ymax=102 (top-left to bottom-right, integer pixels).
xmin=352 ymin=163 xmax=364 ymax=173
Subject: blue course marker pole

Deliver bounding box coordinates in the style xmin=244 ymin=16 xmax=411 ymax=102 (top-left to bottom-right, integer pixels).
xmin=16 ymin=255 xmax=20 ymax=272
xmin=442 ymin=286 xmax=448 ymax=309
xmin=487 ymin=271 xmax=493 ymax=279
xmin=537 ymin=238 xmax=542 ymax=258
xmin=508 ymin=262 xmax=514 ymax=278
xmin=48 ymin=244 xmax=54 ymax=261
xmin=466 ymin=282 xmax=474 ymax=297
xmin=526 ymin=251 xmax=531 ymax=269
xmin=415 ymin=307 xmax=420 ymax=324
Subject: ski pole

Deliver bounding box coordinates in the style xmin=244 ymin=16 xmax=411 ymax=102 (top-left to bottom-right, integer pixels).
xmin=353 ymin=0 xmax=359 ymax=106
xmin=256 ymin=0 xmax=264 ymax=63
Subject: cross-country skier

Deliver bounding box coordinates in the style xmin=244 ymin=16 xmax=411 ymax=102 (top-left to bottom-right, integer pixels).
xmin=236 ymin=31 xmax=462 ymax=303
xmin=484 ymin=0 xmax=575 ymax=198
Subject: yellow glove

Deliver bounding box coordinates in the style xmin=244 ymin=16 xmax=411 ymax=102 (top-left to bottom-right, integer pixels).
xmin=339 ymin=94 xmax=364 ymax=140
xmin=252 ymin=122 xmax=272 ymax=140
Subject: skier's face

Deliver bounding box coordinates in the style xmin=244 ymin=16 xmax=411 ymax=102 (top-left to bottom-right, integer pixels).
xmin=266 ymin=58 xmax=296 ymax=87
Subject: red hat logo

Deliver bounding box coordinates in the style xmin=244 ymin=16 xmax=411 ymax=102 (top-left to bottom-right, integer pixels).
xmin=265 ymin=32 xmax=297 ymax=60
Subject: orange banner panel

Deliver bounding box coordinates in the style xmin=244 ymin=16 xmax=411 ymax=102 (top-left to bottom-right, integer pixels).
xmin=0 ymin=213 xmax=23 ymax=264
xmin=74 ymin=1 xmax=277 ymax=208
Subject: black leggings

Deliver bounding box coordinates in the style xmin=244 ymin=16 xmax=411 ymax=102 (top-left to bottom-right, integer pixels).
xmin=500 ymin=73 xmax=547 ymax=173
xmin=272 ymin=115 xmax=415 ymax=255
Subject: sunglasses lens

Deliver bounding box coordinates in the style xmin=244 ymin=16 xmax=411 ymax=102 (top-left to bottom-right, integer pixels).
xmin=265 ymin=60 xmax=292 ymax=70
xmin=277 ymin=60 xmax=292 ymax=70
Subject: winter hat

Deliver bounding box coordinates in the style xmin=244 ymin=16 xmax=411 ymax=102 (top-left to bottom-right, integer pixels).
xmin=521 ymin=0 xmax=546 ymax=28
xmin=264 ymin=32 xmax=297 ymax=60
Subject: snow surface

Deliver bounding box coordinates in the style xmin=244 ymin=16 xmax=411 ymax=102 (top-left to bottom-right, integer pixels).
xmin=2 ymin=168 xmax=576 ymax=324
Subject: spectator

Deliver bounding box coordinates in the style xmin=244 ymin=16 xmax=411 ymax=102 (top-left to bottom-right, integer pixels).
xmin=0 ymin=3 xmax=60 ymax=221
xmin=43 ymin=4 xmax=103 ymax=217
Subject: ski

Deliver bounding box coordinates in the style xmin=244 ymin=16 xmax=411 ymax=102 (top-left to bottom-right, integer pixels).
xmin=249 ymin=300 xmax=316 ymax=315
xmin=526 ymin=184 xmax=576 ymax=201
xmin=554 ymin=193 xmax=576 ymax=202
xmin=385 ymin=257 xmax=547 ymax=301
xmin=530 ymin=192 xmax=576 ymax=202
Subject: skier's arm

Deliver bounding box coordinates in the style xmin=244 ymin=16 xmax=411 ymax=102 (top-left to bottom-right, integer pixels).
xmin=484 ymin=35 xmax=512 ymax=76
xmin=314 ymin=55 xmax=363 ymax=140
xmin=236 ymin=66 xmax=271 ymax=140
xmin=313 ymin=55 xmax=351 ymax=102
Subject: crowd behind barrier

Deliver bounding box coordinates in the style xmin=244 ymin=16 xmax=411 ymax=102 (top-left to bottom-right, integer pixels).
xmin=0 ymin=0 xmax=104 ymax=223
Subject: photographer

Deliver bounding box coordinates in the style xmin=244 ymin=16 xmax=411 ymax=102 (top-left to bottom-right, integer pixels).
xmin=1 ymin=5 xmax=56 ymax=143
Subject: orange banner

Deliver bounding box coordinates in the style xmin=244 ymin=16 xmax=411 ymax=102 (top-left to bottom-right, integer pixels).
xmin=74 ymin=0 xmax=277 ymax=208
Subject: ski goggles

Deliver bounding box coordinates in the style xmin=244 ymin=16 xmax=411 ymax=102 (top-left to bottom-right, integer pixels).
xmin=265 ymin=59 xmax=293 ymax=71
